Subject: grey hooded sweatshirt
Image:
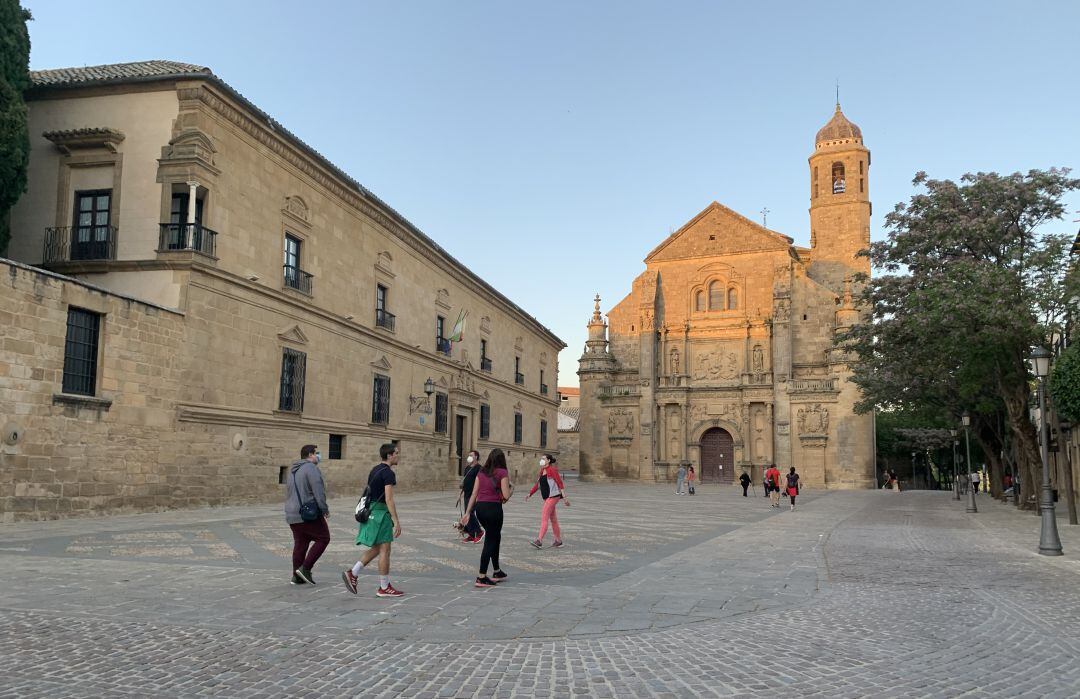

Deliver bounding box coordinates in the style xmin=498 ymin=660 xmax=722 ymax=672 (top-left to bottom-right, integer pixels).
xmin=284 ymin=459 xmax=329 ymax=524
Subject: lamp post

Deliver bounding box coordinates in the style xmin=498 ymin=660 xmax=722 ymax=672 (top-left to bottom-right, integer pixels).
xmin=963 ymin=411 xmax=977 ymax=513
xmin=1029 ymin=346 xmax=1063 ymax=556
xmin=951 ymin=429 xmax=961 ymax=501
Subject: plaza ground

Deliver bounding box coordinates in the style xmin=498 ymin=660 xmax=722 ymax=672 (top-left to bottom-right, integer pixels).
xmin=0 ymin=480 xmax=1078 ymax=697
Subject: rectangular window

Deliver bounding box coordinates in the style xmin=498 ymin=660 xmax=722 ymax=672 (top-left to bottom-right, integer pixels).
xmin=540 ymin=420 xmax=548 ymax=448
xmin=515 ymin=356 xmax=524 ymax=385
xmin=375 ymin=284 xmax=395 ymax=330
xmin=371 ymin=374 xmax=391 ymax=424
xmin=169 ymin=192 xmax=204 ymax=226
xmin=435 ymin=393 xmax=448 ymax=433
xmin=283 ymin=234 xmax=311 ymax=293
xmin=278 ymin=347 xmax=307 ymax=412
xmin=328 ymin=434 xmax=344 ymax=460
xmin=436 ymin=315 xmax=448 ymax=354
xmin=514 ymin=412 xmax=523 ymax=444
xmin=62 ymin=307 xmax=101 ymax=395
xmin=480 ymin=404 xmax=490 ymax=439
xmin=71 ymin=190 xmax=113 ymax=260
xmin=480 ymin=339 xmax=492 ymax=372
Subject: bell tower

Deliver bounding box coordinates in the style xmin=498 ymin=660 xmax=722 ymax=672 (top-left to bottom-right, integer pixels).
xmin=808 ymin=102 xmax=871 ymax=291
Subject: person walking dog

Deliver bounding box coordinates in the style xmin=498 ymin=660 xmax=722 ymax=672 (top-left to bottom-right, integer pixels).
xmin=456 ymin=450 xmax=484 ymax=543
xmin=527 ymin=454 xmax=569 ymax=548
xmin=284 ymin=444 xmax=330 ymax=585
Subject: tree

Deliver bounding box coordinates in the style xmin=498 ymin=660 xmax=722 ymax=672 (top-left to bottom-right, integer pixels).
xmin=1050 ymin=343 xmax=1080 ymax=423
xmin=0 ymin=1 xmax=31 ymax=256
xmin=841 ymin=169 xmax=1080 ymax=508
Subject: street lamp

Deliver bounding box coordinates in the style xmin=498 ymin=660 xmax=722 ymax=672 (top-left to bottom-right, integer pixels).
xmin=911 ymin=451 xmax=917 ymax=490
xmin=951 ymin=429 xmax=960 ymax=501
xmin=423 ymin=377 xmax=436 ymax=396
xmin=1029 ymin=346 xmax=1063 ymax=556
xmin=962 ymin=411 xmax=977 ymax=513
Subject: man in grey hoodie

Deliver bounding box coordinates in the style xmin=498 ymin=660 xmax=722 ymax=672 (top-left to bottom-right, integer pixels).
xmin=284 ymin=444 xmax=330 ymax=585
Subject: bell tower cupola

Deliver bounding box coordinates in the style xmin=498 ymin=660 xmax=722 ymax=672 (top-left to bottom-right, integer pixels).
xmin=808 ymin=102 xmax=871 ymax=291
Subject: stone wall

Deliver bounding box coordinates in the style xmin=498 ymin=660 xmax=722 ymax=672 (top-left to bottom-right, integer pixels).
xmin=557 ymin=429 xmax=579 ymax=471
xmin=0 ymin=260 xmax=185 ymax=521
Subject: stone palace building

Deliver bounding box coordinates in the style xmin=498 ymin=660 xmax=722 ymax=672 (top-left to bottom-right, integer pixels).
xmin=0 ymin=61 xmax=563 ymax=521
xmin=578 ymin=105 xmax=875 ymax=489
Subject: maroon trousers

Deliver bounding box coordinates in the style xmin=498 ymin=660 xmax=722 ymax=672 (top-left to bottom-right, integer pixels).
xmin=289 ymin=517 xmax=330 ymax=571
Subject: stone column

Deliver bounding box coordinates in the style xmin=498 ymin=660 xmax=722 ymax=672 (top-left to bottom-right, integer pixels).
xmin=186 ymin=181 xmax=199 ymax=248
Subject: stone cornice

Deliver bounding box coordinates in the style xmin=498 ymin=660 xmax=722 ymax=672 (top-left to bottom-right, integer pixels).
xmin=179 ymin=80 xmax=564 ymax=351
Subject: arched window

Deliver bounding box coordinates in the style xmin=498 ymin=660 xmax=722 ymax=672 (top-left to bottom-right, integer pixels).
xmin=708 ymin=281 xmax=723 ymax=310
xmin=695 ymin=290 xmax=705 ymax=311
xmin=831 ymin=162 xmax=846 ymax=194
xmin=727 ymin=287 xmax=738 ymax=309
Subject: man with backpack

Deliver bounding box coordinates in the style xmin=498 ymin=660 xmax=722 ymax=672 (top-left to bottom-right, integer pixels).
xmin=764 ymin=464 xmax=782 ymax=508
xmin=342 ymin=443 xmax=404 ymax=598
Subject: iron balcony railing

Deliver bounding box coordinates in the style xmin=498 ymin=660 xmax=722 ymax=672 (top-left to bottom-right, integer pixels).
xmin=283 ymin=264 xmax=313 ymax=295
xmin=541 ymin=383 xmax=549 ymax=395
xmin=158 ymin=223 xmax=218 ymax=257
xmin=44 ymin=225 xmax=118 ymax=263
xmin=436 ymin=338 xmax=452 ymax=356
xmin=375 ymin=308 xmax=396 ymax=331
xmin=515 ymin=372 xmax=525 ymax=385
xmin=480 ymin=357 xmax=493 ymax=372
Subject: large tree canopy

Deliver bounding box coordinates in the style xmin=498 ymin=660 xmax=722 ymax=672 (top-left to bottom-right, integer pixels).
xmin=0 ymin=1 xmax=31 ymax=256
xmin=841 ymin=169 xmax=1080 ymax=505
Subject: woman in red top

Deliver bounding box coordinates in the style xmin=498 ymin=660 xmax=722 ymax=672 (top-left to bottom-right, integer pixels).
xmin=461 ymin=449 xmax=513 ymax=588
xmin=526 ymin=454 xmax=570 ymax=548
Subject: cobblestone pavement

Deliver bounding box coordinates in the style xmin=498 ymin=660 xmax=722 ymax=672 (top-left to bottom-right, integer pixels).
xmin=0 ymin=482 xmax=1078 ymax=697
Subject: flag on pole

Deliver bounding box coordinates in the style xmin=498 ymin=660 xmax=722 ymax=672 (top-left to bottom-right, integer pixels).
xmin=448 ymin=309 xmax=468 ymax=343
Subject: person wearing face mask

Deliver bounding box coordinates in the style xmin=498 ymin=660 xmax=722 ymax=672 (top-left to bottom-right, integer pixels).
xmin=456 ymin=450 xmax=484 ymax=543
xmin=284 ymin=444 xmax=330 ymax=585
xmin=526 ymin=454 xmax=569 ymax=549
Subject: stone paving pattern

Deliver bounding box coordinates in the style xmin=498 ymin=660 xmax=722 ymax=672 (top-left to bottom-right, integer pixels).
xmin=0 ymin=481 xmax=1078 ymax=697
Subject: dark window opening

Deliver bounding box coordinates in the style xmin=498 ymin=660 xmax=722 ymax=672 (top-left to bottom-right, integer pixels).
xmin=480 ymin=404 xmax=491 ymax=439
xmin=831 ymin=162 xmax=846 ymax=194
xmin=435 ymin=393 xmax=448 ymax=433
xmin=514 ymin=413 xmax=523 ymax=444
xmin=71 ymin=190 xmax=113 ymax=260
xmin=540 ymin=420 xmax=548 ymax=448
xmin=62 ymin=307 xmax=101 ymax=396
xmin=328 ymin=434 xmax=344 ymax=460
xmin=372 ymin=374 xmax=391 ymax=424
xmin=278 ymin=347 xmax=307 ymax=412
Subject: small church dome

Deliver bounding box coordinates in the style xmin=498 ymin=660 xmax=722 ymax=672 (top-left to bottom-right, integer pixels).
xmin=815 ymin=104 xmax=862 ymax=145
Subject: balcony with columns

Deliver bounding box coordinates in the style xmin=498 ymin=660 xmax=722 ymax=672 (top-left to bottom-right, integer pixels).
xmin=157 ymin=181 xmax=219 ymax=260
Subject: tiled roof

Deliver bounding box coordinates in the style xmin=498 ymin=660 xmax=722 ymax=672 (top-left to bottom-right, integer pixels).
xmin=558 ymin=387 xmax=580 ymax=397
xmin=30 ymin=60 xmax=210 ymax=87
xmin=558 ymin=406 xmax=580 ymax=421
xmin=816 ymin=104 xmax=862 ymax=145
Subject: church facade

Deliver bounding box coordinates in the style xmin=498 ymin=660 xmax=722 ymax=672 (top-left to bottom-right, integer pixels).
xmin=577 ymin=105 xmax=875 ymax=489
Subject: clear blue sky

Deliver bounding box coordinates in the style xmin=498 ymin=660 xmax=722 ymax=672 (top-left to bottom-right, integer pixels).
xmin=23 ymin=1 xmax=1080 ymax=387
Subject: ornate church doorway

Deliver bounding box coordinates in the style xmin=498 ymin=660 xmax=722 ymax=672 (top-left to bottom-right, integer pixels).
xmin=700 ymin=428 xmax=734 ymax=483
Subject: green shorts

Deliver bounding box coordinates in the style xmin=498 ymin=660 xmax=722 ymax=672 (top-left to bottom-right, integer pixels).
xmin=356 ymin=502 xmax=394 ymax=547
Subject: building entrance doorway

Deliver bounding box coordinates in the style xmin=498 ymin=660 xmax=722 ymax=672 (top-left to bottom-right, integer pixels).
xmin=700 ymin=427 xmax=735 ymax=483
xmin=455 ymin=414 xmax=468 ymax=476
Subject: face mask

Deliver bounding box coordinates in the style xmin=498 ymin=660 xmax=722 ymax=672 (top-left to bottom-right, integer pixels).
xmin=539 ymin=459 xmax=547 ymax=466
xmin=315 ymin=452 xmax=322 ymax=464
xmin=467 ymin=455 xmax=475 ymax=464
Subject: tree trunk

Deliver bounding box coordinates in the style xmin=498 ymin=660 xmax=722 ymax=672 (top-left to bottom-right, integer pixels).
xmin=1001 ymin=384 xmax=1041 ymax=511
xmin=1046 ymin=393 xmax=1078 ymax=525
xmin=973 ymin=423 xmax=1004 ymax=499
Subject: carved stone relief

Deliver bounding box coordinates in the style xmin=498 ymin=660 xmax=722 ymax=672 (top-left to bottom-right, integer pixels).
xmin=797 ymin=404 xmax=830 ymax=435
xmin=608 ymin=409 xmax=635 ymax=438
xmin=752 ymin=344 xmax=765 ymax=373
xmin=693 ymin=346 xmax=740 ymax=381
xmin=774 ymin=299 xmax=790 ymax=323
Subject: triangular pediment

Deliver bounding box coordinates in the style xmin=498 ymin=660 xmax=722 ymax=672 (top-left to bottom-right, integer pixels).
xmin=277 ymin=325 xmax=309 ymax=345
xmin=371 ymin=355 xmax=392 ymax=370
xmin=645 ymin=202 xmax=794 ymax=263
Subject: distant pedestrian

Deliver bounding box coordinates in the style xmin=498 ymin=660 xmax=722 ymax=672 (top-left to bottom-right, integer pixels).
xmin=739 ymin=471 xmax=751 ymax=497
xmin=762 ymin=473 xmax=770 ymax=497
xmin=765 ymin=464 xmax=782 ymax=507
xmin=526 ymin=453 xmax=569 ymax=548
xmin=786 ymin=467 xmax=800 ymax=511
xmin=970 ymin=470 xmax=980 ymax=494
xmin=891 ymin=469 xmax=901 ymax=492
xmin=461 ymin=448 xmax=513 ymax=588
xmin=456 ymin=450 xmax=484 ymax=543
xmin=687 ymin=465 xmax=696 ymax=495
xmin=342 ymin=443 xmax=404 ymax=598
xmin=284 ymin=444 xmax=330 ymax=585
xmin=675 ymin=463 xmax=687 ymax=495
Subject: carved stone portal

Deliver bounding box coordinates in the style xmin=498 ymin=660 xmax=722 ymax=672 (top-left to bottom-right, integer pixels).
xmin=693 ymin=347 xmax=740 ymax=381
